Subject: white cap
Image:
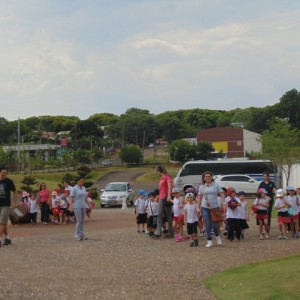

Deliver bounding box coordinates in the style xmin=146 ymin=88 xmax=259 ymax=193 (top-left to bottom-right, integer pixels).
xmin=185 ymin=192 xmax=195 ymax=200
xmin=172 ymin=188 xmax=180 ymax=194
xmin=276 ymin=189 xmax=284 ymax=197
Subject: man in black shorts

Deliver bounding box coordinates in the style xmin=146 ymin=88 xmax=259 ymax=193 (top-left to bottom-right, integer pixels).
xmin=0 ymin=167 xmax=18 ymax=247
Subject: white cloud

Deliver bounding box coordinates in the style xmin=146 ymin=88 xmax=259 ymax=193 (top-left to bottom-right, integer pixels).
xmin=0 ymin=1 xmax=300 ymax=120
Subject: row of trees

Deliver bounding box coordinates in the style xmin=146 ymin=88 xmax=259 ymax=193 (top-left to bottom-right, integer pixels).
xmin=1 ymin=89 xmax=300 ymax=148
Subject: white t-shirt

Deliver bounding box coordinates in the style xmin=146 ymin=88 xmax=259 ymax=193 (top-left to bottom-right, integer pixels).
xmin=237 ymin=200 xmax=247 ymax=219
xmin=147 ymin=201 xmax=158 ymax=216
xmin=253 ymin=197 xmax=269 ymax=211
xmin=275 ymin=197 xmax=288 ymax=212
xmin=173 ymin=196 xmax=184 ymax=217
xmin=28 ymin=199 xmax=38 ymax=213
xmin=225 ymin=196 xmax=241 ymax=219
xmin=135 ymin=198 xmax=146 ymax=214
xmin=297 ymin=195 xmax=300 ymax=213
xmin=51 ymin=197 xmax=60 ymax=208
xmin=60 ymin=198 xmax=68 ymax=209
xmin=287 ymin=195 xmax=298 ymax=215
xmin=184 ymin=202 xmax=198 ymax=223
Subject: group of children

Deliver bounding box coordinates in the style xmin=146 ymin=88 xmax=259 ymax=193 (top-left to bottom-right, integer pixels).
xmin=134 ymin=185 xmax=300 ymax=246
xmin=134 ymin=186 xmax=250 ymax=247
xmin=19 ymin=188 xmax=94 ymax=224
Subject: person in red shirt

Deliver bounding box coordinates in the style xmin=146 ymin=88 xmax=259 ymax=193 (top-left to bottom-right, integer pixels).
xmin=153 ymin=165 xmax=174 ymax=239
xmin=38 ymin=183 xmax=51 ymax=224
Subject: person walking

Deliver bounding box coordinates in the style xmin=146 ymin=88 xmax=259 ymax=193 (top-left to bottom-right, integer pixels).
xmin=258 ymin=171 xmax=276 ymax=232
xmin=197 ymin=171 xmax=224 ymax=248
xmin=153 ymin=165 xmax=174 ymax=239
xmin=70 ymin=177 xmax=92 ymax=241
xmin=0 ymin=167 xmax=18 ymax=247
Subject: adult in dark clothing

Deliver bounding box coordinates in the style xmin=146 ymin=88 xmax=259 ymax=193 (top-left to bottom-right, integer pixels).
xmin=258 ymin=171 xmax=276 ymax=231
xmin=0 ymin=167 xmax=18 ymax=247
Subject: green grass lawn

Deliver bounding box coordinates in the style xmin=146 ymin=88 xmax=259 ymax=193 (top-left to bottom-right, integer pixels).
xmin=204 ymin=255 xmax=300 ymax=300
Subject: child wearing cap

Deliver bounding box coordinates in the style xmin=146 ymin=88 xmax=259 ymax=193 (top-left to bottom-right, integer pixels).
xmin=183 ymin=193 xmax=199 ymax=247
xmin=286 ymin=187 xmax=299 ymax=238
xmin=135 ymin=190 xmax=147 ymax=233
xmin=253 ymin=188 xmax=270 ymax=240
xmin=171 ymin=188 xmax=185 ymax=242
xmin=146 ymin=192 xmax=159 ymax=237
xmin=275 ymin=188 xmax=290 ymax=239
xmin=225 ymin=187 xmax=241 ymax=241
xmin=48 ymin=191 xmax=60 ymax=224
xmin=237 ymin=191 xmax=249 ymax=240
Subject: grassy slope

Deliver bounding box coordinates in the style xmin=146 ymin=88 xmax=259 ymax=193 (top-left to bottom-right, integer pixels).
xmin=204 ymin=255 xmax=300 ymax=300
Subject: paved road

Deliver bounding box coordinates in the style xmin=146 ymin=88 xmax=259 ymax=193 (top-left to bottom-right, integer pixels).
xmin=93 ymin=170 xmax=159 ymax=199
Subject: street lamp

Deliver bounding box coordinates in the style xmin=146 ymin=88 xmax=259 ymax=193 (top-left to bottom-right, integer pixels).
xmin=173 ymin=147 xmax=178 ymax=162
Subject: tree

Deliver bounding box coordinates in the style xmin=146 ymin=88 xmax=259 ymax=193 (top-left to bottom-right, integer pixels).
xmin=119 ymin=146 xmax=143 ymax=166
xmin=193 ymin=141 xmax=215 ymax=160
xmin=169 ymin=140 xmax=192 ymax=163
xmin=260 ymin=117 xmax=300 ymax=185
xmin=20 ymin=175 xmax=38 ymax=194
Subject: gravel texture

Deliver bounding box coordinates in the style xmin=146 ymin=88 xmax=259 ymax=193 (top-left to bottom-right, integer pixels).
xmin=1 ymin=171 xmax=300 ymax=299
xmin=1 ymin=208 xmax=300 ymax=300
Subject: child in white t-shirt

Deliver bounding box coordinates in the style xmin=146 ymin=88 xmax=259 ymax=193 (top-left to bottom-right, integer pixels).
xmin=135 ymin=190 xmax=147 ymax=233
xmin=225 ymin=187 xmax=241 ymax=241
xmin=171 ymin=188 xmax=185 ymax=242
xmin=275 ymin=188 xmax=290 ymax=239
xmin=237 ymin=191 xmax=249 ymax=240
xmin=58 ymin=194 xmax=68 ymax=224
xmin=28 ymin=194 xmax=38 ymax=224
xmin=184 ymin=193 xmax=199 ymax=247
xmin=146 ymin=192 xmax=159 ymax=237
xmin=286 ymin=187 xmax=299 ymax=238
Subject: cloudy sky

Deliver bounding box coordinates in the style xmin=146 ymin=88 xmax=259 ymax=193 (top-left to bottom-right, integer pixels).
xmin=1 ymin=0 xmax=300 ymax=121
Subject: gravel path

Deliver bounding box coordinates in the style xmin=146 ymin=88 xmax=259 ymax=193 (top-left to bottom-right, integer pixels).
xmin=2 ymin=209 xmax=300 ymax=300
xmin=2 ymin=171 xmax=300 ymax=299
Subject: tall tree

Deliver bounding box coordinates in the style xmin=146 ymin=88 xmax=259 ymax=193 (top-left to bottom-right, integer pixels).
xmin=260 ymin=117 xmax=300 ymax=185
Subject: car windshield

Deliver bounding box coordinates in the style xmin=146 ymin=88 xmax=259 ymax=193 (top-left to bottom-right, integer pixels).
xmin=105 ymin=184 xmax=126 ymax=192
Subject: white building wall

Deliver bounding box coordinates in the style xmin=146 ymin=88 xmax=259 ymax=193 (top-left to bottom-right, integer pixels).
xmin=282 ymin=163 xmax=300 ymax=188
xmin=243 ymin=129 xmax=262 ymax=156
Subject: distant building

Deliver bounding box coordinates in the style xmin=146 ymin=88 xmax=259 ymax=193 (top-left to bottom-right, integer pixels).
xmin=182 ymin=138 xmax=197 ymax=145
xmin=2 ymin=144 xmax=60 ymax=161
xmin=196 ymin=127 xmax=261 ymax=158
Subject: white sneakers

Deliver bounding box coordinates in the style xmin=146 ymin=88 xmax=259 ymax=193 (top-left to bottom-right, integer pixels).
xmin=205 ymin=240 xmax=213 ymax=248
xmin=216 ymin=235 xmax=222 ymax=245
xmin=205 ymin=236 xmax=222 ymax=248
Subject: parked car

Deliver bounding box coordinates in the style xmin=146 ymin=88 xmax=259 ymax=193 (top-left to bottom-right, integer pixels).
xmin=214 ymin=174 xmax=260 ymax=195
xmin=100 ymin=182 xmax=134 ymax=208
xmin=102 ymin=159 xmax=113 ymax=167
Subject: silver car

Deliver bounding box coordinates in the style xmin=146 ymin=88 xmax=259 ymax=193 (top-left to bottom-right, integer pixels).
xmin=100 ymin=182 xmax=134 ymax=208
xmin=214 ymin=174 xmax=260 ymax=195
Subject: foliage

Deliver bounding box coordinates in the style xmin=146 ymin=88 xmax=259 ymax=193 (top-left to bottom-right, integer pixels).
xmin=77 ymin=165 xmax=92 ymax=178
xmin=169 ymin=140 xmax=215 ymax=162
xmin=20 ymin=175 xmax=38 ymax=194
xmin=259 ymin=117 xmax=300 ymax=184
xmin=169 ymin=140 xmax=192 ymax=163
xmin=88 ymin=187 xmax=99 ymax=199
xmin=61 ymin=173 xmax=77 ymax=186
xmin=119 ymin=145 xmax=143 ymax=166
xmin=193 ymin=141 xmax=215 ymax=160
